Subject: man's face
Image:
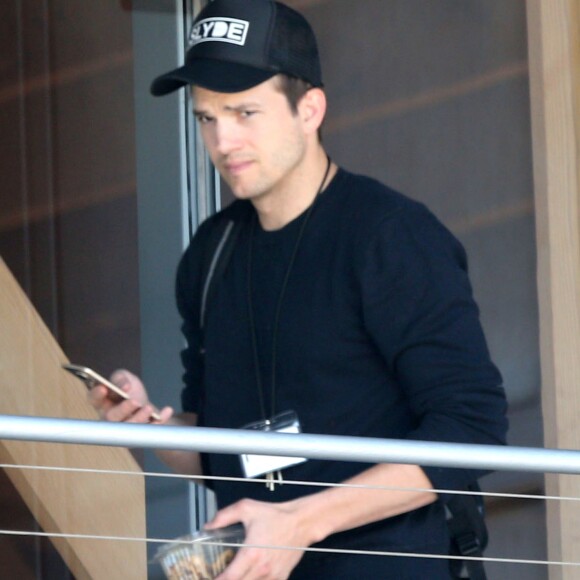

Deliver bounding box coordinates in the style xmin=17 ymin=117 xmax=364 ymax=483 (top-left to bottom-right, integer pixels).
xmin=192 ymin=77 xmax=308 ymax=203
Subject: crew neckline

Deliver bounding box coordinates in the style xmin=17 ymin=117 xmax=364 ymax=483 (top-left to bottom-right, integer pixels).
xmin=253 ymin=167 xmax=344 ymax=239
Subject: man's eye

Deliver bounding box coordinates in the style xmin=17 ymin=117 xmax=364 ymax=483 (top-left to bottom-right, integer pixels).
xmin=195 ymin=114 xmax=213 ymax=124
xmin=239 ymin=110 xmax=256 ymax=119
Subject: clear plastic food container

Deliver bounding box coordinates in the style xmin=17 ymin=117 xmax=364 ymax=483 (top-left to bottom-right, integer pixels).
xmin=155 ymin=524 xmax=245 ymax=580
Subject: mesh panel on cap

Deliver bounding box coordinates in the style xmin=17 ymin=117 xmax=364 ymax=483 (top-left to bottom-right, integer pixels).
xmin=269 ymin=2 xmax=322 ymax=86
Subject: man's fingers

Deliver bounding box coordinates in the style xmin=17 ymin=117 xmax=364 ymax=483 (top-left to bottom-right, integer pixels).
xmin=125 ymin=405 xmax=155 ymax=423
xmin=205 ymin=511 xmax=237 ymax=530
xmin=88 ymin=384 xmax=108 ymax=404
xmin=88 ymin=384 xmax=116 ymax=416
xmin=110 ymin=369 xmax=139 ymax=393
xmin=103 ymin=398 xmax=143 ymax=423
xmin=151 ymin=406 xmax=174 ymax=424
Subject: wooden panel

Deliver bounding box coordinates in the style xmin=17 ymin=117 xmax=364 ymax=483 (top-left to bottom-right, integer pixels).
xmin=0 ymin=258 xmax=147 ymax=579
xmin=527 ymin=1 xmax=580 ymax=578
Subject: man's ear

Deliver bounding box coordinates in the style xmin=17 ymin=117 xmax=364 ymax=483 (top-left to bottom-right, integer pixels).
xmin=298 ymin=88 xmax=327 ymax=135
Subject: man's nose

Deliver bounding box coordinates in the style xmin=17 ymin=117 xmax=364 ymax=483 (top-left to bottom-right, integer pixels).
xmin=213 ymin=120 xmax=240 ymax=155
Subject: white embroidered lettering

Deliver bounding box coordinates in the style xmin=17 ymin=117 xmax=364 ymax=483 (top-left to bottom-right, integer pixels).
xmin=227 ymin=22 xmax=245 ymax=42
xmin=212 ymin=21 xmax=229 ymax=38
xmin=190 ymin=24 xmax=202 ymax=42
xmin=201 ymin=21 xmax=215 ymax=37
xmin=189 ymin=18 xmax=249 ymax=46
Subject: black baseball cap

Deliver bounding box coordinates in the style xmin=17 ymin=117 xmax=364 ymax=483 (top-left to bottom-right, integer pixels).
xmin=150 ymin=0 xmax=322 ymax=96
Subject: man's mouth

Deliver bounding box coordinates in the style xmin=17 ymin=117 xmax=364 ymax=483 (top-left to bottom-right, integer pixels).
xmin=223 ymin=159 xmax=254 ymax=176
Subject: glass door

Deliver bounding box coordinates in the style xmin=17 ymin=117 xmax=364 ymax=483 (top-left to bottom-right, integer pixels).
xmin=1 ymin=0 xmax=143 ymax=577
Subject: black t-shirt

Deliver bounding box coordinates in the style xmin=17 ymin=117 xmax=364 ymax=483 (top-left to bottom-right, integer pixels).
xmin=175 ymin=168 xmax=507 ymax=577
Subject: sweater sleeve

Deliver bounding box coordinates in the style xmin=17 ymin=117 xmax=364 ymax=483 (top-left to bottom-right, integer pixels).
xmin=175 ymin=217 xmax=216 ymax=414
xmin=360 ymin=204 xmax=508 ymax=494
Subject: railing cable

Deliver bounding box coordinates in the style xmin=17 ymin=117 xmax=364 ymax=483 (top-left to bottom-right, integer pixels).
xmin=0 ymin=528 xmax=578 ymax=569
xmin=0 ymin=462 xmax=572 ymax=503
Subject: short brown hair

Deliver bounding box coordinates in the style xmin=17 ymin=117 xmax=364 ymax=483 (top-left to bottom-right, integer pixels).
xmin=273 ymin=74 xmax=323 ymax=140
xmin=274 ymin=74 xmax=314 ymax=114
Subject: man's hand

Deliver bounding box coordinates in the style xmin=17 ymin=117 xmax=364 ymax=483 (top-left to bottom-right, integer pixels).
xmin=88 ymin=369 xmax=173 ymax=424
xmin=203 ymin=463 xmax=436 ymax=579
xmin=87 ymin=370 xmax=203 ymax=474
xmin=207 ymin=498 xmax=318 ymax=580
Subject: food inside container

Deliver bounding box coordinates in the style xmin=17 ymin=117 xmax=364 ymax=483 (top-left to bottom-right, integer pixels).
xmin=155 ymin=524 xmax=245 ymax=580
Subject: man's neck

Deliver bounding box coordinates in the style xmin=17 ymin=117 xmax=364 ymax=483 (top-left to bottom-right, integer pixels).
xmin=253 ymin=148 xmax=336 ymax=231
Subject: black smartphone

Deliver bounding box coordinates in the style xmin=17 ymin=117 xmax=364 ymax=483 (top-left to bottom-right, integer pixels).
xmin=63 ymin=363 xmax=161 ymax=421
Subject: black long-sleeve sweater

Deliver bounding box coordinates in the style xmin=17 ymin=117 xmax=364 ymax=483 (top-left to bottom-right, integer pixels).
xmin=175 ymin=168 xmax=508 ymax=577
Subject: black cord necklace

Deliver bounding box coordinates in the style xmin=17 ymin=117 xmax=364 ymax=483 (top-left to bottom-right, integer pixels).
xmin=246 ymin=155 xmax=332 ymax=420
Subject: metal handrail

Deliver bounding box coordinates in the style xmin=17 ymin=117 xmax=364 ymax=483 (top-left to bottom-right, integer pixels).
xmin=0 ymin=414 xmax=578 ymax=475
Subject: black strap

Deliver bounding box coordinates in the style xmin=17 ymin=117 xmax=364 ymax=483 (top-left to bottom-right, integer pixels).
xmin=446 ymin=484 xmax=488 ymax=580
xmin=199 ymin=203 xmax=250 ymax=351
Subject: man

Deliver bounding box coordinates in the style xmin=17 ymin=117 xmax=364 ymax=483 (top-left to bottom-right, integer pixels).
xmin=91 ymin=0 xmax=508 ymax=578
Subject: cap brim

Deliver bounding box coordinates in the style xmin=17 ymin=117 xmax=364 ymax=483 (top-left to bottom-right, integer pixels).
xmin=150 ymin=59 xmax=277 ymax=96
